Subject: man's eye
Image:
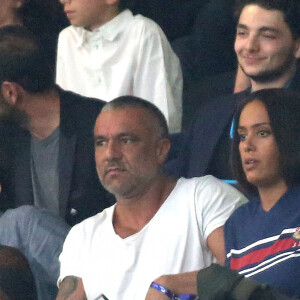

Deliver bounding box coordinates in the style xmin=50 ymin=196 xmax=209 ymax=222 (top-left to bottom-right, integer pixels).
xmin=121 ymin=137 xmax=133 ymax=144
xmin=262 ymin=34 xmax=276 ymax=39
xmin=95 ymin=140 xmax=106 ymax=146
xmin=236 ymin=30 xmax=247 ymax=37
xmin=238 ymin=133 xmax=247 ymax=141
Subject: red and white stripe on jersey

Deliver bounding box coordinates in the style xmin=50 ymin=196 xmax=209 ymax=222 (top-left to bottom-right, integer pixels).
xmin=227 ymin=227 xmax=300 ymax=277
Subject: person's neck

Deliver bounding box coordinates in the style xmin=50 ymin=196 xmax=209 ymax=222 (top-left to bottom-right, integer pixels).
xmin=85 ymin=7 xmax=121 ymax=31
xmin=113 ymin=176 xmax=177 ymax=238
xmin=24 ymin=88 xmax=60 ymax=140
xmin=251 ymin=67 xmax=296 ymax=92
xmin=258 ymin=180 xmax=288 ymax=212
xmin=0 ymin=16 xmax=22 ymax=28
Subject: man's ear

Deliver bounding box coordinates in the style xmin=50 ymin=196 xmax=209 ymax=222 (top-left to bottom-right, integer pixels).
xmin=156 ymin=138 xmax=171 ymax=165
xmin=14 ymin=0 xmax=25 ymax=9
xmin=1 ymin=81 xmax=20 ymax=106
xmin=294 ymin=38 xmax=300 ymax=59
xmin=105 ymin=0 xmax=119 ymax=6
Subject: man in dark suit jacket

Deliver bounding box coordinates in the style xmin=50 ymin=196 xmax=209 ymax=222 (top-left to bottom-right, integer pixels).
xmin=168 ymin=0 xmax=300 ymax=183
xmin=0 ymin=26 xmax=113 ymax=225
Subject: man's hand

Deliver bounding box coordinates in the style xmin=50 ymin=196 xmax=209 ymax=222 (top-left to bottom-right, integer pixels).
xmin=56 ymin=276 xmax=87 ymax=300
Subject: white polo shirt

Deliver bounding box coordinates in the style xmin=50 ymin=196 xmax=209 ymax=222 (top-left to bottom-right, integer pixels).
xmin=56 ymin=10 xmax=183 ymax=133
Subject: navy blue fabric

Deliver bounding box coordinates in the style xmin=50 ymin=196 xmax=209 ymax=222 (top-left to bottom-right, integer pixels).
xmin=172 ymin=0 xmax=236 ymax=83
xmin=225 ymin=186 xmax=300 ymax=298
xmin=166 ymin=69 xmax=300 ymax=181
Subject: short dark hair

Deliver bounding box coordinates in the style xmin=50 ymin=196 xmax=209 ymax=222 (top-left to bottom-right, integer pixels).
xmin=231 ymin=88 xmax=300 ymax=195
xmin=234 ymin=0 xmax=300 ymax=39
xmin=0 ymin=245 xmax=37 ymax=300
xmin=102 ymin=95 xmax=169 ymax=138
xmin=18 ymin=0 xmax=69 ymax=72
xmin=0 ymin=26 xmax=55 ymax=93
xmin=118 ymin=0 xmax=138 ymax=11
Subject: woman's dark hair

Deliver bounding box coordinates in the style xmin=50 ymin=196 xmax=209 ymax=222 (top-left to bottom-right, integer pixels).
xmin=231 ymin=88 xmax=300 ymax=196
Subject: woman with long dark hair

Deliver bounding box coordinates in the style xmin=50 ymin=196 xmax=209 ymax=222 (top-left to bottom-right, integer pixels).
xmin=226 ymin=88 xmax=300 ymax=298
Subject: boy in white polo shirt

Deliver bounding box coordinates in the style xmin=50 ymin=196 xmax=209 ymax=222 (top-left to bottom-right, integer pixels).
xmin=56 ymin=0 xmax=183 ymax=133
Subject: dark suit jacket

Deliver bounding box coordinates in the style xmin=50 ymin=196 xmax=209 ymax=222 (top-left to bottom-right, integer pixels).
xmin=132 ymin=0 xmax=205 ymax=41
xmin=167 ymin=69 xmax=300 ymax=179
xmin=172 ymin=0 xmax=237 ymax=83
xmin=1 ymin=88 xmax=113 ymax=226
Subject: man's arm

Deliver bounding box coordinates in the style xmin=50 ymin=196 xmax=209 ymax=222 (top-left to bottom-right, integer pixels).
xmin=207 ymin=226 xmax=225 ymax=265
xmin=145 ymin=226 xmax=225 ymax=299
xmin=145 ymin=271 xmax=198 ymax=300
xmin=234 ymin=65 xmax=251 ymax=93
xmin=56 ymin=276 xmax=87 ymax=300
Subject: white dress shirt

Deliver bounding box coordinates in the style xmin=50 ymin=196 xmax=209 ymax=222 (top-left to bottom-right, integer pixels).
xmin=56 ymin=10 xmax=182 ymax=132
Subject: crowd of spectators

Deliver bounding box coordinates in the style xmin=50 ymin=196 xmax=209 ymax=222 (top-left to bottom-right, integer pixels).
xmin=0 ymin=0 xmax=299 ymax=299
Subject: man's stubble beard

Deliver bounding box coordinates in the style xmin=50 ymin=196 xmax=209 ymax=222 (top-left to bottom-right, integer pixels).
xmin=0 ymin=100 xmax=29 ymax=128
xmin=240 ymin=53 xmax=297 ymax=84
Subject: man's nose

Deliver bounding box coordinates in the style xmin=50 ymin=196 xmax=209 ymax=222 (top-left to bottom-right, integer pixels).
xmin=106 ymin=140 xmax=122 ymax=160
xmin=245 ymin=34 xmax=259 ymax=52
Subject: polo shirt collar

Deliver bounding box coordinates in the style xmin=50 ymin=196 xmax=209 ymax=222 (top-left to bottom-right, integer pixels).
xmin=77 ymin=9 xmax=133 ymax=46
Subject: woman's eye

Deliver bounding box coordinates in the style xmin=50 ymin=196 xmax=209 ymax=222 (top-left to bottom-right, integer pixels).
xmin=257 ymin=130 xmax=269 ymax=137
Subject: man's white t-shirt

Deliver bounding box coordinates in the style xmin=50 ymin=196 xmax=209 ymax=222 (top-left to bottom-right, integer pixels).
xmin=59 ymin=176 xmax=246 ymax=300
xmin=56 ymin=9 xmax=182 ymax=133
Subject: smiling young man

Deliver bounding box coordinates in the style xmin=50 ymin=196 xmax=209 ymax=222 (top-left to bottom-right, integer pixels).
xmin=234 ymin=1 xmax=300 ymax=91
xmin=56 ymin=96 xmax=245 ymax=300
xmin=171 ymin=0 xmax=300 ymax=184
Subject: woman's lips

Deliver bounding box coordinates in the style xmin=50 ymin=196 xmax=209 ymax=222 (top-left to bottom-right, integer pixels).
xmin=243 ymin=158 xmax=259 ymax=171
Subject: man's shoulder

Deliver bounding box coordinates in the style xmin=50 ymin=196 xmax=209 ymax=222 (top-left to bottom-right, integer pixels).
xmin=59 ymin=89 xmax=105 ymax=114
xmin=69 ymin=205 xmax=115 ymax=236
xmin=200 ymin=91 xmax=246 ymax=115
xmin=125 ymin=13 xmax=165 ymax=38
xmin=58 ymin=89 xmax=105 ymax=130
xmin=176 ymin=176 xmax=242 ymax=196
xmin=188 ymin=90 xmax=248 ymax=133
xmin=58 ymin=25 xmax=82 ymax=42
xmin=59 ymin=89 xmax=105 ymax=108
xmin=290 ymin=69 xmax=300 ymax=92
